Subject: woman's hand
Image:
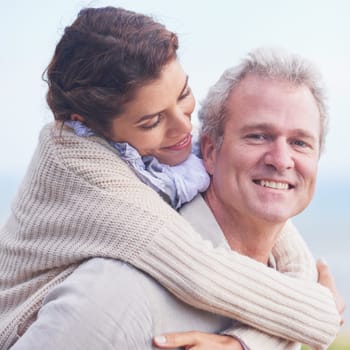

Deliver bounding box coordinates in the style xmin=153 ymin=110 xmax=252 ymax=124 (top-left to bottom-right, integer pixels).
xmin=153 ymin=331 xmax=244 ymax=349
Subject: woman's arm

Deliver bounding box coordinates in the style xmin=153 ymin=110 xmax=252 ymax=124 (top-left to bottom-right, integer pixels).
xmin=272 ymin=220 xmax=317 ymax=280
xmin=131 ymin=224 xmax=338 ymax=349
xmin=218 ymin=220 xmax=340 ymax=350
xmin=55 ymin=126 xmax=340 ymax=347
xmin=5 ymin=124 xmax=338 ymax=349
xmin=192 ymin=220 xmax=321 ymax=350
xmin=152 ymin=247 xmax=344 ymax=350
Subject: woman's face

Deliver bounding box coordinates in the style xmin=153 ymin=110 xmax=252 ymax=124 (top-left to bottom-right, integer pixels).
xmin=107 ymin=59 xmax=195 ymax=166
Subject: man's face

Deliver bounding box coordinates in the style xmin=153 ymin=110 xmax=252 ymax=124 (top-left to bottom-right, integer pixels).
xmin=202 ymin=74 xmax=321 ymax=225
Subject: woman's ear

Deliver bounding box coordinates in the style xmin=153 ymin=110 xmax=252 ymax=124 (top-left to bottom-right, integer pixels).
xmin=70 ymin=113 xmax=85 ymax=122
xmin=201 ymin=134 xmax=217 ymax=175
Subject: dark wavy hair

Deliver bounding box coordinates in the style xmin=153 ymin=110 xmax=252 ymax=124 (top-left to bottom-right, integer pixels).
xmin=44 ymin=6 xmax=178 ymax=134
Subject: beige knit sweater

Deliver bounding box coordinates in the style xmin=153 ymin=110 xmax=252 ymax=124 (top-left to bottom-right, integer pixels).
xmin=0 ymin=123 xmax=339 ymax=349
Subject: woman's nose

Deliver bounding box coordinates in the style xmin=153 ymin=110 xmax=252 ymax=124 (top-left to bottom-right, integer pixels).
xmin=166 ymin=108 xmax=192 ymax=138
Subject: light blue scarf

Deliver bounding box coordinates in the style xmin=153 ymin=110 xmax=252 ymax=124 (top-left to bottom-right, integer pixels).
xmin=65 ymin=121 xmax=210 ymax=209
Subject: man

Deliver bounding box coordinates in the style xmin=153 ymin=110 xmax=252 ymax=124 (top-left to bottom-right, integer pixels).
xmin=153 ymin=48 xmax=345 ymax=349
xmin=152 ymin=47 xmax=344 ymax=349
xmin=11 ymin=48 xmax=344 ymax=350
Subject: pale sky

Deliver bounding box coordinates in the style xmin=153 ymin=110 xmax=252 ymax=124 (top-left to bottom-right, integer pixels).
xmin=1 ymin=0 xmax=350 ymax=182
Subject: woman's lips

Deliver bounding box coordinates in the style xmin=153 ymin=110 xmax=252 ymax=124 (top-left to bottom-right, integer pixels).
xmin=165 ymin=134 xmax=192 ymax=151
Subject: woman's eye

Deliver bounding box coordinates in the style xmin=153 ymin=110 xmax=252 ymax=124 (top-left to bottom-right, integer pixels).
xmin=139 ymin=115 xmax=162 ymax=130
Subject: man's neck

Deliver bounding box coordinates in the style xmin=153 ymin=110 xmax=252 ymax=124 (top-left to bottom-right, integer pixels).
xmin=203 ymin=191 xmax=285 ymax=265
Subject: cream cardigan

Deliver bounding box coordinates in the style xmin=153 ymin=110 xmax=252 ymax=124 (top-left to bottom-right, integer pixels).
xmin=0 ymin=123 xmax=339 ymax=349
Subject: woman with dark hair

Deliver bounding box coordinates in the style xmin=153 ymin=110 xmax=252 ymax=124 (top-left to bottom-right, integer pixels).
xmin=0 ymin=6 xmax=339 ymax=350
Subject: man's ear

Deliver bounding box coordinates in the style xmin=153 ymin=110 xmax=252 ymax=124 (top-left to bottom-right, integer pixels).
xmin=201 ymin=134 xmax=217 ymax=175
xmin=70 ymin=113 xmax=85 ymax=122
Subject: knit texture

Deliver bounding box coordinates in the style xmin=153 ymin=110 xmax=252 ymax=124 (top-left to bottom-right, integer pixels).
xmin=0 ymin=123 xmax=339 ymax=349
xmin=223 ymin=323 xmax=301 ymax=350
xmin=64 ymin=120 xmax=210 ymax=209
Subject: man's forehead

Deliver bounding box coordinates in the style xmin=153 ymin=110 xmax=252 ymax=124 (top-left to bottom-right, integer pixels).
xmin=229 ymin=74 xmax=305 ymax=98
xmin=225 ymin=75 xmax=318 ymax=115
xmin=223 ymin=75 xmax=321 ymax=138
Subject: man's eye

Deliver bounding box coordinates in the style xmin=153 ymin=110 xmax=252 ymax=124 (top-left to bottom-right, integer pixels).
xmin=140 ymin=115 xmax=162 ymax=130
xmin=292 ymin=140 xmax=308 ymax=148
xmin=247 ymin=134 xmax=266 ymax=141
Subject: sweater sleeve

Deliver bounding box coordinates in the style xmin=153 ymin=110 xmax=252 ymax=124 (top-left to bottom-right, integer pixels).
xmin=218 ymin=221 xmax=317 ymax=350
xmin=132 ymin=226 xmax=338 ymax=350
xmin=272 ymin=220 xmax=317 ymax=280
xmin=58 ymin=127 xmax=339 ymax=349
xmin=222 ymin=323 xmax=301 ymax=350
xmin=16 ymin=125 xmax=338 ymax=350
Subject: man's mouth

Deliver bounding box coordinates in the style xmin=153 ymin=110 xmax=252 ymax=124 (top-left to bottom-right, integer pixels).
xmin=253 ymin=180 xmax=294 ymax=190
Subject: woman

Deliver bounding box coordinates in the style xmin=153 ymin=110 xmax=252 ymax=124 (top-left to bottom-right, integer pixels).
xmin=0 ymin=6 xmax=339 ymax=349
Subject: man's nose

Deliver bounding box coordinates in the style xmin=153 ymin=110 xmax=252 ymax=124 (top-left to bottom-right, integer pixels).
xmin=263 ymin=139 xmax=295 ymax=172
xmin=166 ymin=107 xmax=192 ymax=138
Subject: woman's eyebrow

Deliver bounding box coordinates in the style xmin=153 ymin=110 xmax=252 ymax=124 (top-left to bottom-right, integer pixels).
xmin=178 ymin=75 xmax=189 ymax=98
xmin=136 ymin=75 xmax=189 ymax=124
xmin=136 ymin=112 xmax=160 ymax=123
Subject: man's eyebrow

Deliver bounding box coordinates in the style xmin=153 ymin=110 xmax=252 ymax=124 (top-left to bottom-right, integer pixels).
xmin=136 ymin=75 xmax=189 ymax=124
xmin=239 ymin=123 xmax=273 ymax=133
xmin=240 ymin=123 xmax=317 ymax=140
xmin=293 ymin=128 xmax=317 ymax=141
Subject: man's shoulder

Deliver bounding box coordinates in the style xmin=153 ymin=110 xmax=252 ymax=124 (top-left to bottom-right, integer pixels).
xmin=17 ymin=258 xmax=154 ymax=350
xmin=180 ymin=194 xmax=229 ymax=248
xmin=51 ymin=258 xmax=154 ymax=346
xmin=50 ymin=258 xmax=155 ymax=305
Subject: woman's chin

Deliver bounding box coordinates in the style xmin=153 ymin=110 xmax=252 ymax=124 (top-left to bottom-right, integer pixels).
xmin=158 ymin=147 xmax=192 ymax=166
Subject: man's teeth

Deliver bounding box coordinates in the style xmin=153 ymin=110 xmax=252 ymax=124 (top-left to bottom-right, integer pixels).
xmin=259 ymin=180 xmax=289 ymax=190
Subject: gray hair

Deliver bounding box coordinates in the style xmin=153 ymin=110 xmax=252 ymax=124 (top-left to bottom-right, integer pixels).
xmin=198 ymin=47 xmax=328 ymax=153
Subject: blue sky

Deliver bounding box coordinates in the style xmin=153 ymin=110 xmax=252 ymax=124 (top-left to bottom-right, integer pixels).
xmin=1 ymin=0 xmax=349 ymax=327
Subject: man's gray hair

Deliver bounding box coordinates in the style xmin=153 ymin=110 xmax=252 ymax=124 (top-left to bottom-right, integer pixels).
xmin=198 ymin=47 xmax=328 ymax=152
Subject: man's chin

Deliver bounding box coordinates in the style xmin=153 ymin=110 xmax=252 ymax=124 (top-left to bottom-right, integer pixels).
xmin=253 ymin=207 xmax=298 ymax=225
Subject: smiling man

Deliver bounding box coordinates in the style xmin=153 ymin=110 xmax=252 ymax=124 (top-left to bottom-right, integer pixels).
xmin=200 ymin=70 xmax=321 ymax=265
xmin=154 ymin=48 xmax=343 ymax=349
